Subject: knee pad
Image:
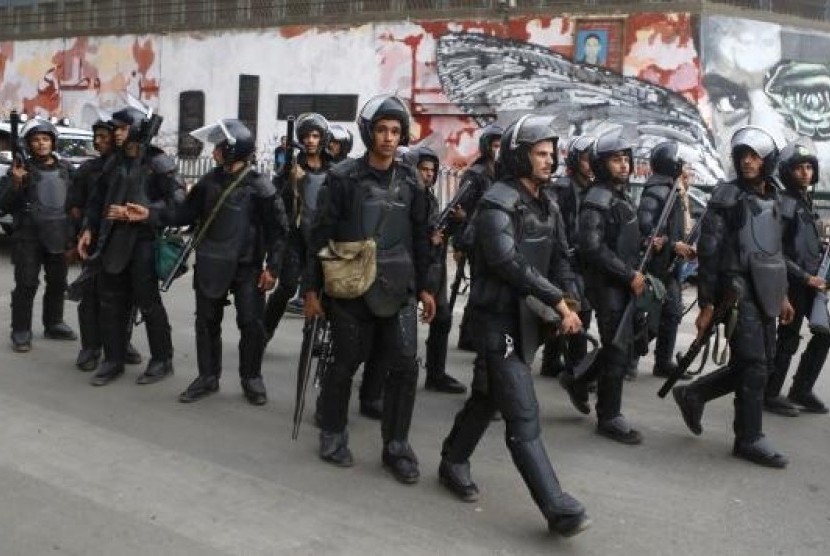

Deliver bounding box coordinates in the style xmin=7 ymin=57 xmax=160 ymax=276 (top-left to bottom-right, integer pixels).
xmin=505 ymin=416 xmax=541 ymax=444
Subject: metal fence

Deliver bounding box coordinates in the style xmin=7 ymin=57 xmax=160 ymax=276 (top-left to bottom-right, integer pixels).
xmin=2 ymin=0 xmax=830 ymax=39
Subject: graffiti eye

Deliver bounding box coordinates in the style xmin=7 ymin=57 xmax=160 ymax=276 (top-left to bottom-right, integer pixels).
xmin=713 ymin=92 xmax=749 ymax=114
xmin=765 ymin=61 xmax=830 ymax=138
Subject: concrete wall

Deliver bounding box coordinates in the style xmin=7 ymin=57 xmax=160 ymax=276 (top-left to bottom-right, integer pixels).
xmin=2 ymin=12 xmax=830 ymax=188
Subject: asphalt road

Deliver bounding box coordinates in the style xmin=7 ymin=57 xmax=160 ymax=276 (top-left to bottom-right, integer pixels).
xmin=0 ymin=236 xmax=828 ymax=555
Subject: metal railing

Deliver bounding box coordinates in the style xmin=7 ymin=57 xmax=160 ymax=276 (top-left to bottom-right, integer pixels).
xmin=2 ymin=1 xmax=830 ymax=40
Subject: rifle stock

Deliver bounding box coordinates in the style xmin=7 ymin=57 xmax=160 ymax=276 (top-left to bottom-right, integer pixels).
xmin=448 ymin=254 xmax=467 ymax=313
xmin=657 ymin=285 xmax=739 ymax=398
xmin=293 ymin=315 xmax=322 ymax=440
xmin=808 ymin=239 xmax=830 ymax=335
xmin=611 ymin=178 xmax=681 ymax=351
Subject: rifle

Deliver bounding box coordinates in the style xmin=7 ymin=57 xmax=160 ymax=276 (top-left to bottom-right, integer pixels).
xmin=292 ymin=315 xmax=332 ymax=440
xmin=667 ymin=207 xmax=705 ymax=277
xmin=657 ymin=283 xmax=740 ymax=398
xmin=448 ymin=253 xmax=467 ymax=313
xmin=159 ymin=230 xmax=192 ymax=292
xmin=432 ymin=178 xmax=474 ymax=233
xmin=9 ymin=109 xmax=28 ymax=166
xmin=611 ymin=178 xmax=681 ymax=351
xmin=808 ymin=239 xmax=830 ymax=335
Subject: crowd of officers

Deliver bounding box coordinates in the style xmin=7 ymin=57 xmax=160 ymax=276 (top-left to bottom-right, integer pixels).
xmin=1 ymin=93 xmax=828 ymax=538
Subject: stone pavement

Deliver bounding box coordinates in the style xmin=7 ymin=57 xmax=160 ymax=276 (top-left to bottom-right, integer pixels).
xmin=0 ymin=239 xmax=828 ymax=555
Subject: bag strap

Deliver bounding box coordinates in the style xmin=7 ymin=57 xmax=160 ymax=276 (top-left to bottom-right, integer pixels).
xmin=191 ymin=165 xmax=252 ymax=249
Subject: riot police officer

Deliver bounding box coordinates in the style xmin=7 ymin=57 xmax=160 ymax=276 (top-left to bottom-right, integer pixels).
xmin=412 ymin=146 xmax=466 ymax=394
xmin=673 ymin=126 xmax=793 ymax=468
xmin=454 ymin=124 xmax=503 ymax=351
xmin=438 ymin=115 xmax=589 ymax=537
xmin=264 ymin=113 xmax=331 ymax=343
xmin=147 ymin=119 xmax=287 ymax=405
xmin=67 ymin=118 xmax=143 ymax=371
xmin=638 ymin=142 xmax=696 ymax=379
xmin=326 ymin=124 xmax=353 ymax=163
xmin=304 ymin=95 xmax=436 ymax=484
xmin=766 ymin=141 xmax=829 ymax=415
xmin=77 ymin=106 xmax=179 ymax=386
xmin=542 ymin=135 xmax=594 ymax=377
xmin=0 ymin=118 xmax=76 ymax=352
xmin=563 ymin=127 xmax=645 ymax=445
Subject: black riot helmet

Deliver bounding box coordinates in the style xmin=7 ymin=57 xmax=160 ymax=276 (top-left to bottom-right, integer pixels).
xmin=91 ymin=119 xmax=114 ymax=134
xmin=295 ymin=112 xmax=330 ymax=144
xmin=777 ymin=140 xmax=819 ymax=187
xmin=21 ymin=117 xmax=58 ymax=147
xmin=498 ymin=115 xmax=559 ymax=179
xmin=730 ymin=125 xmax=778 ymax=178
xmin=589 ymin=127 xmax=633 ymax=182
xmin=415 ymin=146 xmax=440 ymax=186
xmin=190 ymin=119 xmax=255 ymax=164
xmin=564 ymin=135 xmax=595 ymax=173
xmin=650 ymin=141 xmax=686 ymax=179
xmin=478 ymin=123 xmax=503 ymax=159
xmin=327 ymin=124 xmax=353 ymax=160
xmin=357 ymin=94 xmax=411 ymax=149
xmin=109 ymin=106 xmax=147 ymax=141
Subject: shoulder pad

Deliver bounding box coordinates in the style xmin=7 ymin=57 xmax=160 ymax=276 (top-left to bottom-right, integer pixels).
xmin=642 ymin=183 xmax=671 ymax=202
xmin=249 ymin=172 xmax=276 ymax=197
xmin=480 ymin=181 xmax=519 ymax=212
xmin=149 ymin=153 xmax=177 ymax=175
xmin=582 ymin=185 xmax=613 ymax=210
xmin=329 ymin=157 xmax=360 ymax=179
xmin=708 ymin=182 xmax=741 ymax=208
xmin=779 ymin=194 xmax=797 ymax=219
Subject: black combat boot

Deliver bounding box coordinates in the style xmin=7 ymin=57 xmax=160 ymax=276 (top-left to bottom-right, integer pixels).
xmin=136 ymin=358 xmax=174 ymax=385
xmin=672 ymin=385 xmax=704 ymax=435
xmin=90 ymin=361 xmax=125 ymax=386
xmin=178 ymin=375 xmax=220 ymax=403
xmin=438 ymin=459 xmax=479 ymax=502
xmin=75 ymin=348 xmax=101 ymax=372
xmin=241 ymin=375 xmax=268 ymax=406
xmin=732 ymin=435 xmax=788 ymax=469
xmin=508 ymin=436 xmax=590 ymax=537
xmin=382 ymin=440 xmax=420 ymax=484
xmin=44 ymin=322 xmax=77 ymax=341
xmin=319 ymin=430 xmax=354 ymax=467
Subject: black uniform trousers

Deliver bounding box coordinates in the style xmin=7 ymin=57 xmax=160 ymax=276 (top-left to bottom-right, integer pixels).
xmin=770 ymin=284 xmax=830 ymax=398
xmin=442 ymin=312 xmax=580 ymax=520
xmin=425 ymin=257 xmax=452 ymax=379
xmin=318 ymin=296 xmax=419 ymax=445
xmin=77 ymin=272 xmax=101 ymax=351
xmin=194 ymin=265 xmax=266 ymax=381
xmin=654 ymin=273 xmax=683 ymax=367
xmin=264 ymin=230 xmax=304 ymax=338
xmin=686 ymin=287 xmax=774 ymax=442
xmin=11 ymin=236 xmax=68 ymax=332
xmin=98 ymin=238 xmax=172 ymax=366
xmin=577 ymin=286 xmax=632 ymax=423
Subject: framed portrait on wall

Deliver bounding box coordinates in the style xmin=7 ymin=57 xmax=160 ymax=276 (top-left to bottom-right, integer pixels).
xmin=574 ymin=19 xmax=624 ymax=72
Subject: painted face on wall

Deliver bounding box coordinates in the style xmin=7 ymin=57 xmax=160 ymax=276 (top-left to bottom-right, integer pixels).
xmin=702 ymin=18 xmax=786 ymax=173
xmin=583 ymin=36 xmax=602 ymax=65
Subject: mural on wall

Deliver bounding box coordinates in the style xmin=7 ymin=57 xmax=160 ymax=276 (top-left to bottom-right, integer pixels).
xmin=0 ymin=35 xmax=160 ymax=127
xmin=1 ymin=12 xmax=829 ymax=188
xmin=701 ymin=16 xmax=830 ymax=185
xmin=434 ymin=31 xmax=722 ymax=184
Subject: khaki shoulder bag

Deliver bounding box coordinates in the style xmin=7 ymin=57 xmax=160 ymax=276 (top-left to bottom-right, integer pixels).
xmin=318 ymin=169 xmax=397 ymax=299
